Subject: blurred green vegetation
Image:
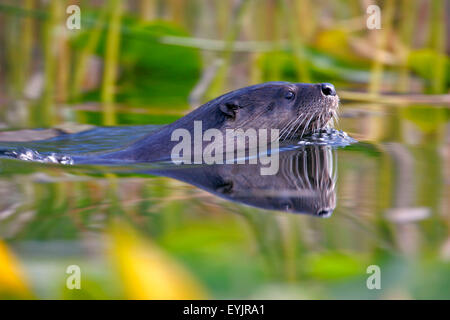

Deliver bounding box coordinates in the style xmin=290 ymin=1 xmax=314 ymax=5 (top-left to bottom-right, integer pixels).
xmin=0 ymin=0 xmax=449 ymax=300
xmin=0 ymin=0 xmax=448 ymax=128
xmin=72 ymin=17 xmax=202 ymax=107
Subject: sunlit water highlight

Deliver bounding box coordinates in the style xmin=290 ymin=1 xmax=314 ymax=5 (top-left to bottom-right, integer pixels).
xmin=0 ymin=126 xmax=356 ymax=165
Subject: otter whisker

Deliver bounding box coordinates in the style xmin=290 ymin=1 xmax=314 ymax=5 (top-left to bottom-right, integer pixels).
xmin=279 ymin=120 xmax=294 ymax=141
xmin=320 ymin=113 xmax=324 ymax=130
xmin=281 ymin=115 xmax=304 ymax=141
xmin=320 ymin=109 xmax=329 ymax=130
xmin=290 ymin=113 xmax=310 ymax=139
xmin=286 ymin=114 xmax=310 ymax=141
xmin=313 ymin=112 xmax=320 ymax=132
xmin=328 ymin=115 xmax=334 ymax=128
xmin=300 ymin=112 xmax=317 ymax=138
xmin=282 ymin=116 xmax=303 ymax=141
xmin=293 ymin=110 xmax=318 ymax=140
xmin=279 ymin=117 xmax=299 ymax=140
xmin=332 ymin=109 xmax=339 ymax=126
xmin=318 ymin=111 xmax=325 ymax=131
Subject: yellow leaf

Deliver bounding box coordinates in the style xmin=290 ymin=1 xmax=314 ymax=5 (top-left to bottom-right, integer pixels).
xmin=0 ymin=241 xmax=32 ymax=298
xmin=108 ymin=222 xmax=207 ymax=300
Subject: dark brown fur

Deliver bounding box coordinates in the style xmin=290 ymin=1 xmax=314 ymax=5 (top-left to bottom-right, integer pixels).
xmin=99 ymin=82 xmax=339 ymax=162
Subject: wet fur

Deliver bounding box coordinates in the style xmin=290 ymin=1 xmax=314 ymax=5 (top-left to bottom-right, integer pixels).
xmin=99 ymin=82 xmax=339 ymax=162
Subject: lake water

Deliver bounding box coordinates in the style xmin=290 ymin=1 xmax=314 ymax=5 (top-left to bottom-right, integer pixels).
xmin=0 ymin=102 xmax=449 ymax=299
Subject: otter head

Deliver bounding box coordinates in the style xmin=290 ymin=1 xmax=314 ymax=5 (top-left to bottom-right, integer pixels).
xmin=216 ymin=81 xmax=339 ymax=140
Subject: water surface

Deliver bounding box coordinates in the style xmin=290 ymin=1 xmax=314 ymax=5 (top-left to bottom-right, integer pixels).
xmin=0 ymin=102 xmax=449 ymax=299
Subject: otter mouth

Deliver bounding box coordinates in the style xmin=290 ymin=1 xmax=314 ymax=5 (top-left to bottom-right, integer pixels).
xmin=279 ymin=105 xmax=338 ymax=141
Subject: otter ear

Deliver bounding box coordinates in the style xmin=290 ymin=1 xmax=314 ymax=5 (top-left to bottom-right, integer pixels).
xmin=219 ymin=100 xmax=240 ymax=120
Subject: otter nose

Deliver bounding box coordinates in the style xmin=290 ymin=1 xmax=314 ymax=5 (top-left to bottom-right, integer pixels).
xmin=320 ymin=83 xmax=336 ymax=96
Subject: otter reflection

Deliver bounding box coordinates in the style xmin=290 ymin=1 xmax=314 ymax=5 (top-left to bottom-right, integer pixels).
xmin=148 ymin=145 xmax=336 ymax=217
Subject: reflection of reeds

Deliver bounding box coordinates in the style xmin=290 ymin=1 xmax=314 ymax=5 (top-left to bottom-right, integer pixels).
xmin=101 ymin=0 xmax=123 ymax=126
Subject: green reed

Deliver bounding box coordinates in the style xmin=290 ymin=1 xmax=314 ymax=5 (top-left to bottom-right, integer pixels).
xmin=71 ymin=5 xmax=109 ymax=102
xmin=140 ymin=0 xmax=156 ymax=21
xmin=429 ymin=0 xmax=446 ymax=94
xmin=279 ymin=0 xmax=310 ymax=82
xmin=397 ymin=0 xmax=417 ymax=93
xmin=100 ymin=0 xmax=123 ymax=126
xmin=368 ymin=0 xmax=394 ymax=95
xmin=40 ymin=0 xmax=61 ymax=127
xmin=206 ymin=0 xmax=251 ymax=100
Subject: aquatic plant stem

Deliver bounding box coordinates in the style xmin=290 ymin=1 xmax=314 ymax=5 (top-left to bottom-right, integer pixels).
xmin=71 ymin=5 xmax=109 ymax=102
xmin=368 ymin=0 xmax=394 ymax=95
xmin=40 ymin=0 xmax=60 ymax=127
xmin=279 ymin=0 xmax=310 ymax=82
xmin=206 ymin=0 xmax=251 ymax=100
xmin=19 ymin=0 xmax=33 ymax=96
xmin=397 ymin=0 xmax=417 ymax=93
xmin=429 ymin=0 xmax=446 ymax=94
xmin=140 ymin=0 xmax=156 ymax=21
xmin=267 ymin=0 xmax=282 ymax=82
xmin=101 ymin=0 xmax=122 ymax=126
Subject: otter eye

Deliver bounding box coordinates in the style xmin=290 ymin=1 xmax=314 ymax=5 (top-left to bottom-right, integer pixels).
xmin=285 ymin=91 xmax=295 ymax=100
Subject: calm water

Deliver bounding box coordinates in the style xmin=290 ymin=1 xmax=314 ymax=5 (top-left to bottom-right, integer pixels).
xmin=0 ymin=102 xmax=449 ymax=299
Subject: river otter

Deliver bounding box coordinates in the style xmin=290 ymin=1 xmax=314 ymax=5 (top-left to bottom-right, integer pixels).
xmin=0 ymin=82 xmax=340 ymax=167
xmin=98 ymin=82 xmax=339 ymax=163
